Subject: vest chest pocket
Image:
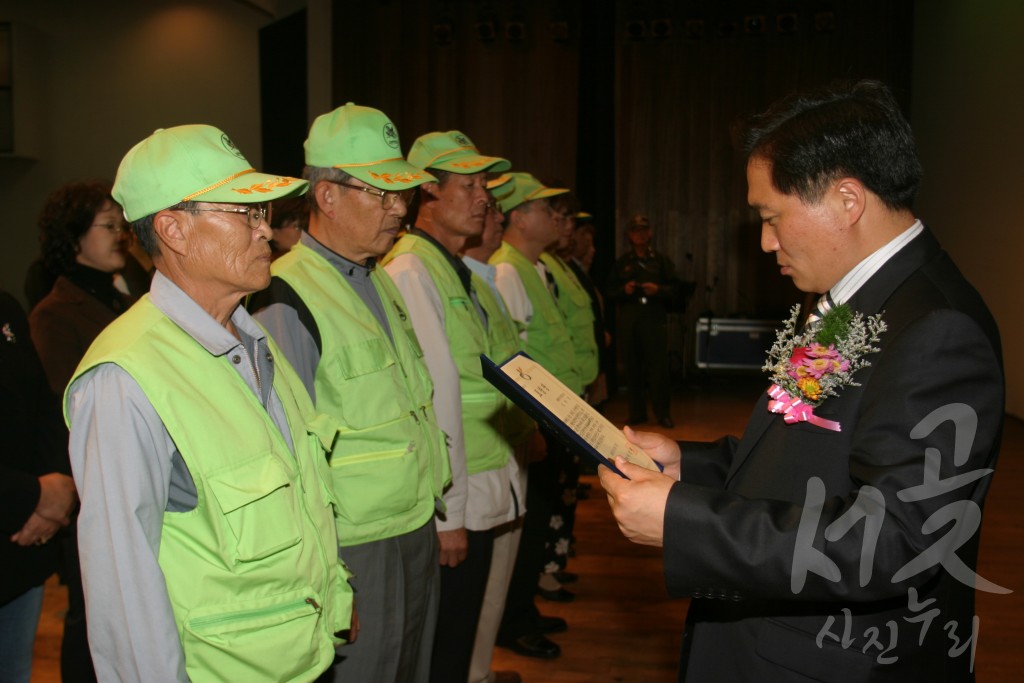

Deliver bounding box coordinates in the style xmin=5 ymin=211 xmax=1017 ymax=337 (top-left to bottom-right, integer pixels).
xmin=324 ymin=336 xmax=414 ymax=429
xmin=207 ymin=455 xmax=302 ymax=562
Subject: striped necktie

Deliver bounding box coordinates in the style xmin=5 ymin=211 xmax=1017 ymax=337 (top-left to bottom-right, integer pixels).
xmin=805 ymin=292 xmax=834 ymax=327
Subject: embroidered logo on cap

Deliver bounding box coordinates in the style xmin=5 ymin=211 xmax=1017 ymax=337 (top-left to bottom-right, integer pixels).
xmin=383 ymin=123 xmax=400 ymax=149
xmin=370 ymin=170 xmax=425 ymax=185
xmin=454 ymin=133 xmax=471 ymax=147
xmin=232 ymin=176 xmax=304 ymax=195
xmin=221 ymin=134 xmax=246 ymax=159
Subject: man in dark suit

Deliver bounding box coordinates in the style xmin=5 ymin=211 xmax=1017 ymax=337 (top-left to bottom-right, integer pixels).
xmin=599 ymin=80 xmax=1004 ymax=682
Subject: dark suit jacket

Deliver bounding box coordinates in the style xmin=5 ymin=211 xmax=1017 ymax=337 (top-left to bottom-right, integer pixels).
xmin=0 ymin=291 xmax=68 ymax=604
xmin=29 ymin=275 xmax=124 ymax=394
xmin=665 ymin=229 xmax=1003 ymax=682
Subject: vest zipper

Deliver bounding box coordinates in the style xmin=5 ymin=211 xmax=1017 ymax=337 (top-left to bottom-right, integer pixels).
xmin=188 ymin=596 xmax=320 ymax=630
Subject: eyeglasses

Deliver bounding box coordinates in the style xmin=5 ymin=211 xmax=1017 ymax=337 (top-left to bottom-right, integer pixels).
xmin=187 ymin=204 xmax=272 ymax=230
xmin=331 ymin=181 xmax=413 ymax=210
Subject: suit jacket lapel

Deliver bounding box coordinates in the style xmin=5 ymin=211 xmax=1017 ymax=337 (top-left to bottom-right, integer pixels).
xmin=723 ymin=228 xmax=941 ymax=486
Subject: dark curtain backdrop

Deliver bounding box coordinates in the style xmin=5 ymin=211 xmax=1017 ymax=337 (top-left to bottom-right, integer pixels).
xmin=331 ymin=0 xmax=581 ymax=190
xmin=284 ymin=0 xmax=914 ymax=371
xmin=616 ymin=0 xmax=914 ymax=329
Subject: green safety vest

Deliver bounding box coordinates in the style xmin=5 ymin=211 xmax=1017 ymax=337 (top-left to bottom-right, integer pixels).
xmin=385 ymin=234 xmax=519 ymax=474
xmin=540 ymin=252 xmax=599 ymax=387
xmin=273 ymin=244 xmax=450 ymax=546
xmin=67 ymin=297 xmax=352 ymax=683
xmin=490 ymin=242 xmax=581 ymax=394
xmin=470 ymin=262 xmax=537 ymax=449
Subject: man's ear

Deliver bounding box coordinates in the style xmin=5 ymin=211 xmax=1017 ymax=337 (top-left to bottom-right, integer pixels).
xmin=420 ymin=181 xmax=440 ymax=199
xmin=313 ymin=180 xmax=336 ymax=218
xmin=152 ymin=209 xmax=189 ymax=258
xmin=834 ymin=177 xmax=866 ymax=226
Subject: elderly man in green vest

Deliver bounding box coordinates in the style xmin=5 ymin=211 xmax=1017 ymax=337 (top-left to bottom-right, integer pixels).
xmin=461 ymin=174 xmax=542 ymax=683
xmin=381 ymin=131 xmax=523 ymax=683
xmin=489 ymin=173 xmax=577 ymax=659
xmin=65 ymin=125 xmax=354 ymax=683
xmin=537 ymin=195 xmax=600 ymax=599
xmin=250 ymin=103 xmax=451 ymax=683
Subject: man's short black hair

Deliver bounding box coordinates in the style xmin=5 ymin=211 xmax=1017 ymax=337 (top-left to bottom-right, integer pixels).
xmin=744 ymin=80 xmax=923 ymax=211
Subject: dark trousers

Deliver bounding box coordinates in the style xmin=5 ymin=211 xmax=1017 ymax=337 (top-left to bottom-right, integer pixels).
xmin=621 ymin=307 xmax=671 ymax=421
xmin=540 ymin=439 xmax=578 ymax=574
xmin=498 ymin=432 xmax=562 ymax=639
xmin=429 ymin=529 xmax=494 ymax=683
xmin=61 ymin=527 xmax=97 ymax=683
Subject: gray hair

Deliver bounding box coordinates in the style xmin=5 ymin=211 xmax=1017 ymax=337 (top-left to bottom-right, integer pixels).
xmin=130 ymin=201 xmax=200 ymax=256
xmin=302 ymin=166 xmax=353 ymax=214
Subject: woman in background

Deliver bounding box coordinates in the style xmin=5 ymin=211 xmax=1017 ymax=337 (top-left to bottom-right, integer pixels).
xmin=30 ymin=181 xmax=135 ymax=394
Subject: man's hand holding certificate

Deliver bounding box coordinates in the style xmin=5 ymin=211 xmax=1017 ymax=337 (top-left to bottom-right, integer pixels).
xmin=482 ymin=353 xmax=663 ymax=478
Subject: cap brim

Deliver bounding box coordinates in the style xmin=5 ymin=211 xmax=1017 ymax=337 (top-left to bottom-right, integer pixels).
xmin=198 ymin=171 xmax=308 ymax=204
xmin=431 ymin=155 xmax=511 ymax=174
xmin=343 ymin=158 xmax=436 ymax=188
xmin=499 ymin=186 xmax=569 ymax=214
xmin=487 ymin=173 xmax=513 ymax=190
xmin=531 ymin=187 xmax=569 ymax=201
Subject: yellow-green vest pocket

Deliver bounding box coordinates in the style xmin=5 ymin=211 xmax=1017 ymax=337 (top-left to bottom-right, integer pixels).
xmin=183 ymin=587 xmax=323 ymax=682
xmin=207 ymin=455 xmax=301 ymax=562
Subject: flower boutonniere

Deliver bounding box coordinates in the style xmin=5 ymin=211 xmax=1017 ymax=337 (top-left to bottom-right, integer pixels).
xmin=2 ymin=322 xmax=15 ymax=343
xmin=762 ymin=303 xmax=886 ymax=431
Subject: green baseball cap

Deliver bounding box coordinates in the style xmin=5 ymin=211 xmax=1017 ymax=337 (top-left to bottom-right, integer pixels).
xmin=487 ymin=174 xmax=514 ymax=206
xmin=304 ymin=102 xmax=435 ymax=189
xmin=407 ymin=130 xmax=510 ymax=174
xmin=497 ymin=172 xmax=569 ymax=214
xmin=113 ymin=124 xmax=307 ymax=222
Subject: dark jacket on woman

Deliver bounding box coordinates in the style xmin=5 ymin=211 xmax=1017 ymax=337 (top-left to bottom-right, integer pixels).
xmin=0 ymin=291 xmax=69 ymax=605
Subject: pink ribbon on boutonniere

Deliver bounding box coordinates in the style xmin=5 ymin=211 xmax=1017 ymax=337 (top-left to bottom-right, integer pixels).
xmin=767 ymin=384 xmax=842 ymax=432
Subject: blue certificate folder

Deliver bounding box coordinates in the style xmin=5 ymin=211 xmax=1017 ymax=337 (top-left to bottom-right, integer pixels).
xmin=481 ymin=352 xmax=663 ymax=480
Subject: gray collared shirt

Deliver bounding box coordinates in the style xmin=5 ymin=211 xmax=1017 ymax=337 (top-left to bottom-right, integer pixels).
xmin=66 ymin=270 xmax=293 ymax=683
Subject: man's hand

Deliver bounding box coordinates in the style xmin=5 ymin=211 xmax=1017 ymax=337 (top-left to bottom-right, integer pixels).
xmin=599 ymin=457 xmax=675 ymax=547
xmin=36 ymin=473 xmax=78 ymax=526
xmin=624 ymin=280 xmax=637 ymax=295
xmin=11 ymin=512 xmax=63 ymax=546
xmin=341 ymin=604 xmax=360 ymax=644
xmin=640 ymin=282 xmax=659 ymax=296
xmin=527 ymin=430 xmax=547 ymax=463
xmin=623 ymin=426 xmax=681 ymax=480
xmin=438 ymin=527 xmax=468 ymax=567
xmin=10 ymin=473 xmax=78 ymax=546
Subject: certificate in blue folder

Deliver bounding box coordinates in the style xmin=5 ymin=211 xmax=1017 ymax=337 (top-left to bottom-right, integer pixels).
xmin=481 ymin=352 xmax=663 ymax=479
